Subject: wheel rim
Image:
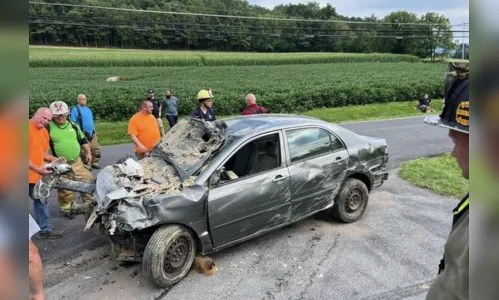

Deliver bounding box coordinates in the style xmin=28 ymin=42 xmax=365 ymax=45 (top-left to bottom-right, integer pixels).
xmin=164 ymin=236 xmax=189 ymax=274
xmin=345 ymin=188 xmax=363 ymax=213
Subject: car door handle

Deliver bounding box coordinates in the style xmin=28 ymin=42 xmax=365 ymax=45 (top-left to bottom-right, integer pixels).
xmin=333 ymin=157 xmax=347 ymax=164
xmin=272 ymin=175 xmax=287 ymax=183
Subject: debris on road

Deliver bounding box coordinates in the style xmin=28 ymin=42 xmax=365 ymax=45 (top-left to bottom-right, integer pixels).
xmin=33 ymin=157 xmax=73 ymax=202
xmin=193 ymin=254 xmax=218 ymax=276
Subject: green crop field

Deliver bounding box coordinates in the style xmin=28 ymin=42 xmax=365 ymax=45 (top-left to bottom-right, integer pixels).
xmin=29 ymin=46 xmax=420 ymax=67
xmin=29 ymin=47 xmax=446 ymax=121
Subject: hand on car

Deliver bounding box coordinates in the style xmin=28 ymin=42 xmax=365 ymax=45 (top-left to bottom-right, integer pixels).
xmin=37 ymin=165 xmax=53 ymax=176
xmin=139 ymin=144 xmax=148 ymax=154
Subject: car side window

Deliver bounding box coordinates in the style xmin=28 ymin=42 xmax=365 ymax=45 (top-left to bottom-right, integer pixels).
xmin=286 ymin=128 xmax=333 ymax=163
xmin=330 ymin=133 xmax=345 ymax=152
xmin=218 ymin=133 xmax=281 ymax=183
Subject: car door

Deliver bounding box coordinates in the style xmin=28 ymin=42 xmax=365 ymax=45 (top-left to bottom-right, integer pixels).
xmin=207 ymin=131 xmax=292 ymax=249
xmin=284 ymin=126 xmax=349 ymax=218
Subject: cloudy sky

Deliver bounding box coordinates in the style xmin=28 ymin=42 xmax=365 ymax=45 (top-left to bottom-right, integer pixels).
xmin=249 ymin=0 xmax=469 ymax=42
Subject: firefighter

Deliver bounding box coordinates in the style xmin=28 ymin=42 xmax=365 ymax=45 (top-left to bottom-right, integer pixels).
xmin=190 ymin=89 xmax=216 ymax=121
xmin=423 ymin=61 xmax=469 ymax=299
xmin=47 ymin=101 xmax=94 ymax=219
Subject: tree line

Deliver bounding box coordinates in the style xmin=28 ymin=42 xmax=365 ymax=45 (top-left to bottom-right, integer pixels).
xmin=29 ymin=0 xmax=462 ymax=58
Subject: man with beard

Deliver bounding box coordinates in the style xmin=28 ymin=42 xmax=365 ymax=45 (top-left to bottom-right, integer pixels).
xmin=128 ymin=99 xmax=161 ymax=160
xmin=162 ymin=90 xmax=180 ymax=128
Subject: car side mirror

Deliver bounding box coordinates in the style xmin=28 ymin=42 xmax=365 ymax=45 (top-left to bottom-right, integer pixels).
xmin=209 ymin=166 xmax=225 ymax=187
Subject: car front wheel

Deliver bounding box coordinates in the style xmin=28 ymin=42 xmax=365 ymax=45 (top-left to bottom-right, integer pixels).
xmin=142 ymin=224 xmax=196 ymax=288
xmin=331 ymin=178 xmax=369 ymax=223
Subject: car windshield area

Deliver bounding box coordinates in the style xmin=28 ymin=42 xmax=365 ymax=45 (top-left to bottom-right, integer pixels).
xmin=219 ymin=133 xmax=281 ymax=182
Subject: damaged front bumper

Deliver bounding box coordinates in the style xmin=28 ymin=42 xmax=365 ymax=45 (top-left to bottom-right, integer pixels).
xmin=35 ymin=118 xmax=228 ymax=262
xmin=89 ymin=118 xmax=228 ymax=260
xmin=90 ymin=117 xmax=228 ymax=232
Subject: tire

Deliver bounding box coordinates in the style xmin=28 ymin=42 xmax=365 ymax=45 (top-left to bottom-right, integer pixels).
xmin=142 ymin=225 xmax=196 ymax=288
xmin=331 ymin=178 xmax=369 ymax=223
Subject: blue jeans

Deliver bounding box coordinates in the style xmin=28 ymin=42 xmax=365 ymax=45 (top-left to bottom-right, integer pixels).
xmin=166 ymin=115 xmax=178 ymax=128
xmin=29 ymin=183 xmax=53 ymax=233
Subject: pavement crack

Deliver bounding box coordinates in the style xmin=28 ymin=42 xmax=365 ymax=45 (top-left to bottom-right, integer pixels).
xmin=152 ymin=288 xmax=171 ymax=300
xmin=298 ymin=233 xmax=323 ymax=263
xmin=318 ymin=233 xmax=339 ymax=267
xmin=296 ymin=233 xmax=340 ymax=300
xmin=355 ymin=279 xmax=433 ymax=300
xmin=296 ymin=271 xmax=316 ymax=300
xmin=262 ymin=270 xmax=293 ymax=300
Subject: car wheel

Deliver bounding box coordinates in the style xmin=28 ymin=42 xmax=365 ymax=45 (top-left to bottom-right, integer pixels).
xmin=142 ymin=225 xmax=196 ymax=288
xmin=331 ymin=178 xmax=369 ymax=223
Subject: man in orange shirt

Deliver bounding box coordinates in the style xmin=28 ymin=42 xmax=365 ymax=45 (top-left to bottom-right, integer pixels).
xmin=29 ymin=107 xmax=63 ymax=239
xmin=128 ymin=99 xmax=161 ymax=160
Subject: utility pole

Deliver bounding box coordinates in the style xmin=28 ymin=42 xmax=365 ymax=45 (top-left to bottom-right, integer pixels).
xmin=462 ymin=23 xmax=467 ymax=59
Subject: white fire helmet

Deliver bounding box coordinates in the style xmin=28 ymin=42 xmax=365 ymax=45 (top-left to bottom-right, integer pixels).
xmin=49 ymin=101 xmax=70 ymax=115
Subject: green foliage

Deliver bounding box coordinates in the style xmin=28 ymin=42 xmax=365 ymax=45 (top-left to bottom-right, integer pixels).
xmin=29 ymin=60 xmax=446 ymax=121
xmin=303 ymin=100 xmax=443 ymax=122
xmin=28 ymin=1 xmax=455 ymax=56
xmin=399 ymin=153 xmax=469 ymax=199
xmin=29 ymin=47 xmax=420 ymax=67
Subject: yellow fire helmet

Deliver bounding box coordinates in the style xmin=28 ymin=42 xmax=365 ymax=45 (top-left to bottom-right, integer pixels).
xmin=196 ymin=89 xmax=214 ymax=101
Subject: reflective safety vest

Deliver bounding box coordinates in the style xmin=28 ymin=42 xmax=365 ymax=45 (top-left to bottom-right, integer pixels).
xmin=426 ymin=192 xmax=469 ymax=300
xmin=438 ymin=193 xmax=469 ymax=274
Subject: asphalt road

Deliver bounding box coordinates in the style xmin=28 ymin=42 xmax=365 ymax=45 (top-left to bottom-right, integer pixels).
xmin=32 ymin=115 xmax=455 ymax=300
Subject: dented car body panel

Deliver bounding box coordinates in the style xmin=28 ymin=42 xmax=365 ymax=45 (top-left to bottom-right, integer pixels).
xmin=52 ymin=115 xmax=388 ymax=259
xmin=195 ymin=115 xmax=388 ymax=252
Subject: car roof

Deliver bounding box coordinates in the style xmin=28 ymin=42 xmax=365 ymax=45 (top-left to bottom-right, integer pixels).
xmin=222 ymin=114 xmax=340 ymax=138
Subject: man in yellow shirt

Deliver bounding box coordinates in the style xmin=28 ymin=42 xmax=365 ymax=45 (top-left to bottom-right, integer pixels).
xmin=128 ymin=99 xmax=161 ymax=160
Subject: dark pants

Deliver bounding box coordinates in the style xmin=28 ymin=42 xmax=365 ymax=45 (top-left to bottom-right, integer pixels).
xmin=418 ymin=104 xmax=429 ymax=113
xmin=166 ymin=115 xmax=178 ymax=128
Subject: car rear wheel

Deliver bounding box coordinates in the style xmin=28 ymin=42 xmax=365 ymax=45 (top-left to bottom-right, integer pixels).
xmin=331 ymin=178 xmax=369 ymax=223
xmin=142 ymin=225 xmax=196 ymax=288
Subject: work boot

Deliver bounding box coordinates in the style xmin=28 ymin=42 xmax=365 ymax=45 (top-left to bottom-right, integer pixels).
xmin=62 ymin=201 xmax=80 ymax=219
xmin=91 ymin=163 xmax=101 ymax=169
xmin=61 ymin=209 xmax=75 ymax=219
xmin=36 ymin=230 xmax=63 ymax=240
xmin=71 ymin=202 xmax=93 ymax=216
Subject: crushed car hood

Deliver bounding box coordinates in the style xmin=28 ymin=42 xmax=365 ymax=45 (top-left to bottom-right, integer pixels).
xmin=94 ymin=117 xmax=227 ymax=211
xmin=152 ymin=117 xmax=228 ymax=180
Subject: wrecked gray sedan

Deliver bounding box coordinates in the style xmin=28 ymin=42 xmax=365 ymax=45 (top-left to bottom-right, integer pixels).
xmin=58 ymin=115 xmax=389 ymax=287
